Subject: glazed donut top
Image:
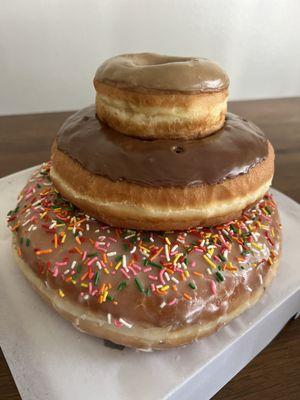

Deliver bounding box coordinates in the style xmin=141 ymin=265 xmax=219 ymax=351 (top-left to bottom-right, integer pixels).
xmin=7 ymin=163 xmax=281 ymax=329
xmin=56 ymin=105 xmax=269 ymax=187
xmin=94 ymin=53 xmax=229 ymax=93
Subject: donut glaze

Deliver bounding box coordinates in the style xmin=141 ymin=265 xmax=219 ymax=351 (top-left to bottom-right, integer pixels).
xmin=8 ymin=164 xmax=281 ymax=348
xmin=95 ymin=53 xmax=229 ymax=93
xmin=56 ymin=105 xmax=268 ymax=187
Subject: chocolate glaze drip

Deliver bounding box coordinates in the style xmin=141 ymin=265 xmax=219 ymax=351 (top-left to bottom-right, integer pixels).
xmin=94 ymin=53 xmax=229 ymax=93
xmin=56 ymin=105 xmax=269 ymax=187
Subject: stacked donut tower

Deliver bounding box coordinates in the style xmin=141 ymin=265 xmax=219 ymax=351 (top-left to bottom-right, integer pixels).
xmin=8 ymin=53 xmax=281 ymax=350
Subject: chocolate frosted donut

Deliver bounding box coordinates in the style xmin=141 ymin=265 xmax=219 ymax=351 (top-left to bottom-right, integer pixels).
xmin=94 ymin=53 xmax=229 ymax=139
xmin=8 ymin=164 xmax=281 ymax=350
xmin=51 ymin=106 xmax=274 ymax=231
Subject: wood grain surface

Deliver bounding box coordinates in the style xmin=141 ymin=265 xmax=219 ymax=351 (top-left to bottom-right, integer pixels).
xmin=0 ymin=98 xmax=299 ymax=399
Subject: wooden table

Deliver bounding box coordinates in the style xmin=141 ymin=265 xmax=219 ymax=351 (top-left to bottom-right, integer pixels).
xmin=1 ymin=98 xmax=299 ymax=399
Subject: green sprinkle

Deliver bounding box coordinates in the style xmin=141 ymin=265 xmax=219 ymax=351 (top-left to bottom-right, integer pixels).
xmin=230 ymin=224 xmax=238 ymax=234
xmin=87 ymin=252 xmax=97 ymax=257
xmin=76 ymin=264 xmax=82 ymax=273
xmin=223 ymin=233 xmax=232 ymax=242
xmin=241 ymin=266 xmax=245 ymax=270
xmin=115 ymin=255 xmax=122 ymax=262
xmin=265 ymin=206 xmax=272 ymax=215
xmin=217 ymin=265 xmax=222 ymax=271
xmin=36 ymin=183 xmax=42 ymax=188
xmin=148 ymin=261 xmax=163 ymax=269
xmin=219 ymin=254 xmax=226 ymax=262
xmin=188 ymin=282 xmax=196 ymax=290
xmin=145 ymin=288 xmax=151 ymax=296
xmin=20 ymin=237 xmax=24 ymax=245
xmin=123 ymin=244 xmax=129 ymax=251
xmin=94 ymin=271 xmax=100 ymax=286
xmin=117 ymin=281 xmax=127 ymax=291
xmin=107 ymin=295 xmax=114 ymax=301
xmin=26 ymin=238 xmax=30 ymax=247
xmin=216 ymin=271 xmax=224 ymax=282
xmin=134 ymin=277 xmax=144 ymax=293
xmin=143 ymin=259 xmax=163 ymax=269
xmin=7 ymin=210 xmax=13 ymax=216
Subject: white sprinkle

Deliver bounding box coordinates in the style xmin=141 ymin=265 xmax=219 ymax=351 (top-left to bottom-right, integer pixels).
xmin=150 ymin=236 xmax=154 ymax=243
xmin=124 ymin=233 xmax=136 ymax=239
xmin=207 ymin=245 xmax=216 ymax=250
xmin=96 ymin=261 xmax=102 ymax=270
xmin=165 ymin=244 xmax=170 ymax=262
xmin=171 ymin=244 xmax=178 ymax=253
xmin=64 ymin=269 xmax=70 ymax=275
xmin=223 ymin=250 xmax=228 ymax=260
xmin=181 ymin=262 xmax=188 ymax=270
xmin=200 ymin=239 xmax=205 ymax=247
xmin=32 ymin=199 xmax=42 ymax=207
xmin=22 ymin=219 xmax=31 ymax=227
xmin=107 ymin=313 xmax=112 ymax=324
xmin=206 ymin=268 xmax=212 ymax=275
xmin=156 ymin=284 xmax=163 ymax=289
xmin=122 ymin=255 xmax=128 ymax=272
xmin=27 ymin=224 xmax=34 ymax=232
xmin=171 ymin=277 xmax=179 ymax=284
xmin=48 ymin=221 xmax=57 ymax=229
xmin=160 ymin=301 xmax=167 ymax=309
xmin=130 ymin=246 xmax=136 ymax=254
xmin=246 ymin=286 xmax=253 ymax=292
xmin=107 ymin=251 xmax=116 ymax=257
xmin=164 ymin=272 xmax=170 ymax=281
xmin=119 ymin=318 xmax=133 ymax=328
xmin=83 ymin=294 xmax=89 ymax=300
xmin=71 ymin=261 xmax=77 ymax=269
xmin=32 ymin=226 xmax=37 ymax=231
xmin=78 ymin=231 xmax=83 ymax=237
xmin=95 ymin=229 xmax=100 ymax=233
xmin=258 ymin=274 xmax=263 ymax=285
xmin=86 ymin=224 xmax=90 ymax=231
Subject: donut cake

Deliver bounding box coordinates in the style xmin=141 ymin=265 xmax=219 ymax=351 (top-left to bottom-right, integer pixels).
xmin=8 ymin=53 xmax=281 ymax=350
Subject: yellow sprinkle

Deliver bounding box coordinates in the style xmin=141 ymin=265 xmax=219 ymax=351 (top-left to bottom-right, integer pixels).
xmin=40 ymin=211 xmax=47 ymax=219
xmin=58 ymin=289 xmax=65 ymax=298
xmin=104 ymin=268 xmax=110 ymax=274
xmin=80 ymin=283 xmax=88 ymax=288
xmin=184 ymin=270 xmax=190 ymax=278
xmin=252 ymin=242 xmax=262 ymax=250
xmin=75 ymin=236 xmax=81 ymax=245
xmin=103 ymin=291 xmax=108 ymax=302
xmin=61 ymin=233 xmax=66 ymax=243
xmin=173 ymin=253 xmax=183 ymax=265
xmin=160 ymin=285 xmax=170 ymax=292
xmin=165 ymin=237 xmax=171 ymax=245
xmin=115 ymin=261 xmax=122 ymax=270
xmin=203 ymin=254 xmax=217 ymax=269
xmin=56 ymin=223 xmax=65 ymax=227
xmin=139 ymin=245 xmax=150 ymax=253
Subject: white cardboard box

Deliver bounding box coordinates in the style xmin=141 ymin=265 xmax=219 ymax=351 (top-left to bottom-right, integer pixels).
xmin=0 ymin=167 xmax=299 ymax=400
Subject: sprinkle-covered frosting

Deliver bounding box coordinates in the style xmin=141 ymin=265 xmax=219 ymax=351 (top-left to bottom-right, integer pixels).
xmin=7 ymin=163 xmax=281 ymax=330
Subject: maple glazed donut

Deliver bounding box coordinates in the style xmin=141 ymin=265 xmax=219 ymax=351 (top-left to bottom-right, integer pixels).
xmin=93 ymin=53 xmax=229 ymax=139
xmin=8 ymin=164 xmax=281 ymax=350
xmin=50 ymin=105 xmax=275 ymax=231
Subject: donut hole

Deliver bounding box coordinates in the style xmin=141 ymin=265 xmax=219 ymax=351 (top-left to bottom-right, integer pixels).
xmin=172 ymin=146 xmax=185 ymax=154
